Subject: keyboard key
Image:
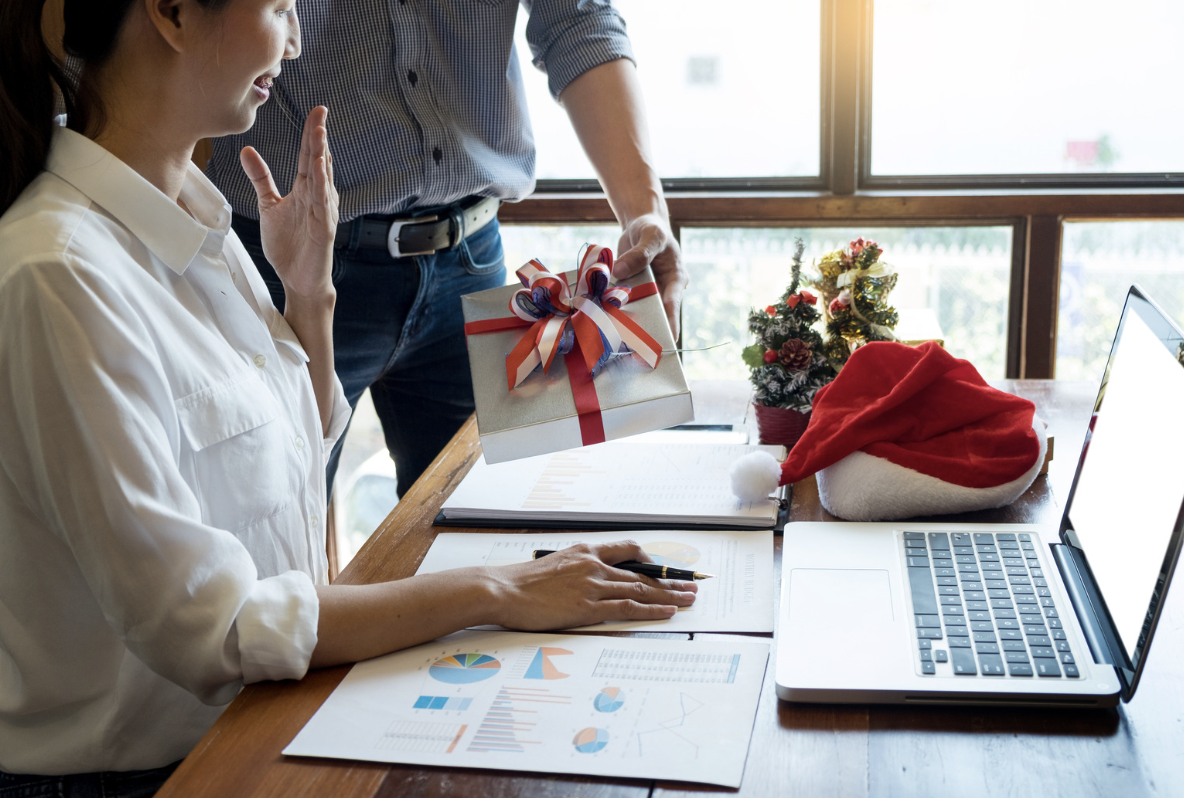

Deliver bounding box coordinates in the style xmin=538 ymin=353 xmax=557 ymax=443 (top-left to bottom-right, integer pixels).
xmin=1028 ymin=635 xmax=1052 ymax=647
xmin=935 ymin=650 xmax=949 ymax=663
xmin=1012 ymin=586 xmax=1035 ymax=595
xmin=973 ymin=533 xmax=994 ymax=544
xmin=979 ymin=553 xmax=1001 ymax=562
xmin=975 ymin=642 xmax=1000 ymax=654
xmin=1036 ymin=660 xmax=1061 ymax=677
xmin=904 ymin=531 xmax=926 ymax=539
xmin=951 ymin=533 xmax=971 ymax=544
xmin=907 ymin=566 xmax=940 ymax=614
xmin=987 ymin=589 xmax=1010 ymax=599
xmin=1041 ymin=597 xmax=1057 ymax=608
xmin=1051 ymin=630 xmax=1068 ymax=641
xmin=1024 ymin=625 xmax=1047 ymax=636
xmin=951 ymin=648 xmax=977 ymax=674
xmin=996 ymin=619 xmax=1020 ymax=630
xmin=986 ymin=579 xmax=1009 ymax=589
xmin=972 ymin=631 xmax=997 ymax=643
xmin=1006 ymin=566 xmax=1029 ymax=576
xmin=905 ymin=539 xmax=927 ymax=549
xmin=1002 ymin=640 xmax=1027 ymax=651
xmin=990 ymin=599 xmax=1014 ymax=609
xmin=1009 ymin=663 xmax=1034 ymax=676
xmin=1044 ymin=608 xmax=1059 ymax=618
xmin=1017 ymin=533 xmax=1030 ymax=541
xmin=969 ymin=610 xmax=991 ymax=621
xmin=999 ymin=629 xmax=1022 ymax=640
xmin=945 ymin=626 xmax=969 ymax=637
xmin=935 ymin=568 xmax=957 ymax=577
xmin=997 ymin=533 xmax=1017 ymax=541
xmin=1021 ymin=541 xmax=1035 ymax=549
xmin=920 ymin=650 xmax=933 ymax=661
xmin=979 ymin=654 xmax=1005 ymax=675
xmin=958 ymin=563 xmax=980 ymax=573
xmin=1019 ymin=614 xmax=1044 ymax=626
xmin=1016 ymin=595 xmax=1039 ymax=605
xmin=961 ymin=581 xmax=984 ymax=592
xmin=949 ymin=637 xmax=973 ymax=648
xmin=1033 ymin=578 xmax=1048 ymax=588
xmin=942 ymin=605 xmax=966 ymax=616
xmin=922 ymin=661 xmax=936 ymax=674
xmin=956 ymin=555 xmax=977 ymax=564
xmin=1030 ymin=569 xmax=1044 ymax=578
xmin=1031 ymin=646 xmax=1056 ymax=658
xmin=938 ymin=585 xmax=960 ymax=596
xmin=1059 ymin=652 xmax=1076 ymax=665
xmin=916 ymin=615 xmax=942 ymax=628
xmin=1055 ymin=640 xmax=1072 ymax=653
xmin=1004 ymin=651 xmax=1030 ymax=663
xmin=907 ymin=556 xmax=931 ymax=567
xmin=971 ymin=621 xmax=995 ymax=632
xmin=1047 ymin=618 xmax=1063 ymax=629
xmin=940 ymin=595 xmax=963 ymax=605
xmin=1037 ymin=587 xmax=1052 ymax=597
xmin=966 ymin=601 xmax=989 ymax=611
xmin=918 ymin=629 xmax=944 ymax=639
xmin=1003 ymin=558 xmax=1026 ymax=567
xmin=937 ymin=576 xmax=959 ymax=586
xmin=964 ymin=591 xmax=987 ymax=601
xmin=918 ymin=639 xmax=932 ymax=650
xmin=944 ymin=615 xmax=966 ymax=626
xmin=953 ymin=546 xmax=974 ymax=556
xmin=1064 ymin=664 xmax=1081 ymax=677
xmin=993 ymin=608 xmax=1017 ymax=619
xmin=928 ymin=533 xmax=951 ymax=549
xmin=1009 ymin=575 xmax=1032 ymax=586
xmin=933 ymin=559 xmax=954 ymax=569
xmin=981 ymin=563 xmax=1003 ymax=572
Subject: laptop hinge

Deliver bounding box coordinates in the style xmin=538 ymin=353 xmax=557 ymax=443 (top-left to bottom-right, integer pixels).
xmin=1050 ymin=543 xmax=1114 ymax=668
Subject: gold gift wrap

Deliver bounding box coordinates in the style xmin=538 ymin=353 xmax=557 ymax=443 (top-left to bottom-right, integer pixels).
xmin=461 ymin=266 xmax=693 ymax=464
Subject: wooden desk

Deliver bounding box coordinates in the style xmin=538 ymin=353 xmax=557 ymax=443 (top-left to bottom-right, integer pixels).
xmin=158 ymin=381 xmax=1183 ymax=797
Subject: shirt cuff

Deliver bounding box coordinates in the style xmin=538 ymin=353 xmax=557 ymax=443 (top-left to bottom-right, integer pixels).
xmin=236 ymin=570 xmax=319 ymax=684
xmin=532 ymin=6 xmax=635 ymax=99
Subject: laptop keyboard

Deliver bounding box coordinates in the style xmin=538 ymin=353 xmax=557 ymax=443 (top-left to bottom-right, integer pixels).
xmin=904 ymin=531 xmax=1081 ymax=679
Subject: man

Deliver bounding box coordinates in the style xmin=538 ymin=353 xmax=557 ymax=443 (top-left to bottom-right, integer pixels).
xmin=208 ymin=0 xmax=686 ymax=498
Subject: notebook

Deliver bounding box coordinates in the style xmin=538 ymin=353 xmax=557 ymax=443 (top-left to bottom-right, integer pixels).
xmin=435 ymin=441 xmax=786 ymax=530
xmin=776 ymin=285 xmax=1184 ymax=706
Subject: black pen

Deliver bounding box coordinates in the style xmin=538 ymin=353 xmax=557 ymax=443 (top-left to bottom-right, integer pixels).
xmin=531 ymin=549 xmax=715 ymax=581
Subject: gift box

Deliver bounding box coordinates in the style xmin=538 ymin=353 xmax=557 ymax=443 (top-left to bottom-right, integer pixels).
xmin=461 ymin=247 xmax=693 ymax=464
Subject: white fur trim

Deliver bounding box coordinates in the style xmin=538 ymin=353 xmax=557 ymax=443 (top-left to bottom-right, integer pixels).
xmin=816 ymin=417 xmax=1049 ymax=521
xmin=730 ymin=451 xmax=783 ymax=503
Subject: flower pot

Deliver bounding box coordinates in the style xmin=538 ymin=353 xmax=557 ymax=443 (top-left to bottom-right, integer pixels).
xmin=752 ymin=403 xmax=811 ymax=450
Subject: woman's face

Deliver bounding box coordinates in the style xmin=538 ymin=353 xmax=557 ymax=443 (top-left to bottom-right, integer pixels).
xmin=190 ymin=0 xmax=301 ymax=136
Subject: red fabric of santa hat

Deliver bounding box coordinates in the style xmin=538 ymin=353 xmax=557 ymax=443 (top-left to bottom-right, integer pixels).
xmin=733 ymin=341 xmax=1047 ymax=520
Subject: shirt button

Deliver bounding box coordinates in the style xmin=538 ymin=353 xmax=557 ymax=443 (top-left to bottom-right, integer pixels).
xmin=407 ymin=70 xmax=418 ymax=87
xmin=295 ymin=436 xmax=305 ymax=451
xmin=310 ymin=515 xmax=320 ymax=529
xmin=253 ymin=354 xmax=267 ymax=368
xmin=432 ymin=147 xmax=443 ymax=164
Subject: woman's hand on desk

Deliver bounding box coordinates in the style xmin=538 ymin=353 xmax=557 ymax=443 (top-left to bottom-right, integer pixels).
xmin=308 ymin=541 xmax=696 ymax=670
xmin=484 ymin=541 xmax=698 ymax=630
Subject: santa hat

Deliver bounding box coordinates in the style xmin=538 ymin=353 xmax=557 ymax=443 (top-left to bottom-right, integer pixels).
xmin=731 ymin=341 xmax=1047 ymax=521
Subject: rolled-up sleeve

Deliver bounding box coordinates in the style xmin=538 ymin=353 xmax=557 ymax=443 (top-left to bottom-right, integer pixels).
xmin=0 ymin=258 xmax=319 ymax=705
xmin=526 ymin=0 xmax=636 ymax=99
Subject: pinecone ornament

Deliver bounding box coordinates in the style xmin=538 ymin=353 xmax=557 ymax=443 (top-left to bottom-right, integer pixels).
xmin=778 ymin=338 xmax=812 ymax=371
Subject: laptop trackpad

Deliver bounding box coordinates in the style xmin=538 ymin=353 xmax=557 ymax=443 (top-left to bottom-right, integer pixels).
xmin=787 ymin=569 xmax=894 ymax=632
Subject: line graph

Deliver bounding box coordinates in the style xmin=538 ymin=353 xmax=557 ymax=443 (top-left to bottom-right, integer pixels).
xmin=635 ymin=693 xmax=704 ymax=758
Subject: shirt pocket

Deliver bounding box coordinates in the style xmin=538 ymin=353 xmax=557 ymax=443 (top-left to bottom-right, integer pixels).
xmin=176 ymin=373 xmax=294 ymax=533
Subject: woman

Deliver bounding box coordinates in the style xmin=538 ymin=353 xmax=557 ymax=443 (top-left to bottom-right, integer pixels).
xmin=0 ymin=1 xmax=696 ymax=793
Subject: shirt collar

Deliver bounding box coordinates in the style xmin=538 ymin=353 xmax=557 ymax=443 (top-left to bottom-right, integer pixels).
xmin=46 ymin=127 xmax=234 ymax=275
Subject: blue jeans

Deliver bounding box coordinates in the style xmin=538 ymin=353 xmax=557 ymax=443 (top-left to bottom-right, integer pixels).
xmin=233 ymin=213 xmax=507 ymax=497
xmin=0 ymin=761 xmax=180 ymax=798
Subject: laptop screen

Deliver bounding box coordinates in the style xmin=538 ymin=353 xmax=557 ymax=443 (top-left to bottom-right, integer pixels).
xmin=1062 ymin=288 xmax=1184 ymax=674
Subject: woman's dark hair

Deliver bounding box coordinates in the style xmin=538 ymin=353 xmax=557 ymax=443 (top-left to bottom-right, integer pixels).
xmin=0 ymin=0 xmax=228 ymax=215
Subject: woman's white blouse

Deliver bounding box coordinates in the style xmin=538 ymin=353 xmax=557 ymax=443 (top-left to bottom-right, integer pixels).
xmin=0 ymin=129 xmax=351 ymax=774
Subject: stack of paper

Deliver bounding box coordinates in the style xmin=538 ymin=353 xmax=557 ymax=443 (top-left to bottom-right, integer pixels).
xmin=438 ymin=442 xmax=785 ymax=529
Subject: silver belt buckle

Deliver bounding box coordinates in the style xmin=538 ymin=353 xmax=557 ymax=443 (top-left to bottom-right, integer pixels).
xmin=386 ymin=215 xmax=438 ymax=259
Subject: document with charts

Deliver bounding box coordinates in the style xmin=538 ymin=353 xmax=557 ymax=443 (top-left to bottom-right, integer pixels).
xmin=416 ymin=530 xmax=774 ymax=633
xmin=284 ymin=630 xmax=769 ymax=788
xmin=436 ymin=442 xmax=785 ymax=529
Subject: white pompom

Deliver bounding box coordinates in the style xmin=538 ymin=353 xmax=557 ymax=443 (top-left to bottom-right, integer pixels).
xmin=729 ymin=451 xmax=782 ymax=502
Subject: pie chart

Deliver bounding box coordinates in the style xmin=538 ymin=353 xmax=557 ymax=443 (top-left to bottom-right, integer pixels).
xmin=429 ymin=653 xmax=501 ymax=684
xmin=593 ymin=687 xmax=625 ymax=713
xmin=572 ymin=727 xmax=609 ymax=754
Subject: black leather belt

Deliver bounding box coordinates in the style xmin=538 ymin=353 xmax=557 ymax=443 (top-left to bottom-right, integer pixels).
xmin=336 ymin=195 xmax=500 ymax=258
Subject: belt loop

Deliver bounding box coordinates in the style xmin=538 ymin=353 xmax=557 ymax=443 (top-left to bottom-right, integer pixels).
xmin=348 ymin=217 xmax=364 ymax=253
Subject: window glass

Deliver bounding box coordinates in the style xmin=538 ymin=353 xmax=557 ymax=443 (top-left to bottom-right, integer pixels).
xmin=517 ymin=0 xmax=821 ymax=180
xmin=872 ymin=0 xmax=1184 ymax=175
xmin=1058 ymin=221 xmax=1184 ymax=383
xmin=681 ymin=227 xmax=1012 ymax=381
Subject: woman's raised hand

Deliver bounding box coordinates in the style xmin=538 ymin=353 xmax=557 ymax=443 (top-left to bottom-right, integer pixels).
xmin=484 ymin=540 xmax=698 ymax=630
xmin=239 ymin=105 xmax=338 ymax=301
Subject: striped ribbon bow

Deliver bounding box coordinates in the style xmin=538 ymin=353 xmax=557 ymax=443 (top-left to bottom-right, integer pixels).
xmin=502 ymin=245 xmax=663 ymax=389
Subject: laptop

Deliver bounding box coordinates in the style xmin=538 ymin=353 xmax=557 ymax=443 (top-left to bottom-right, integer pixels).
xmin=776 ymin=285 xmax=1184 ymax=707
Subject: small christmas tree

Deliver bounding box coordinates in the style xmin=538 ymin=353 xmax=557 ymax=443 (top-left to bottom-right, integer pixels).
xmin=811 ymin=237 xmax=899 ymax=372
xmin=741 ymin=239 xmax=833 ymax=413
